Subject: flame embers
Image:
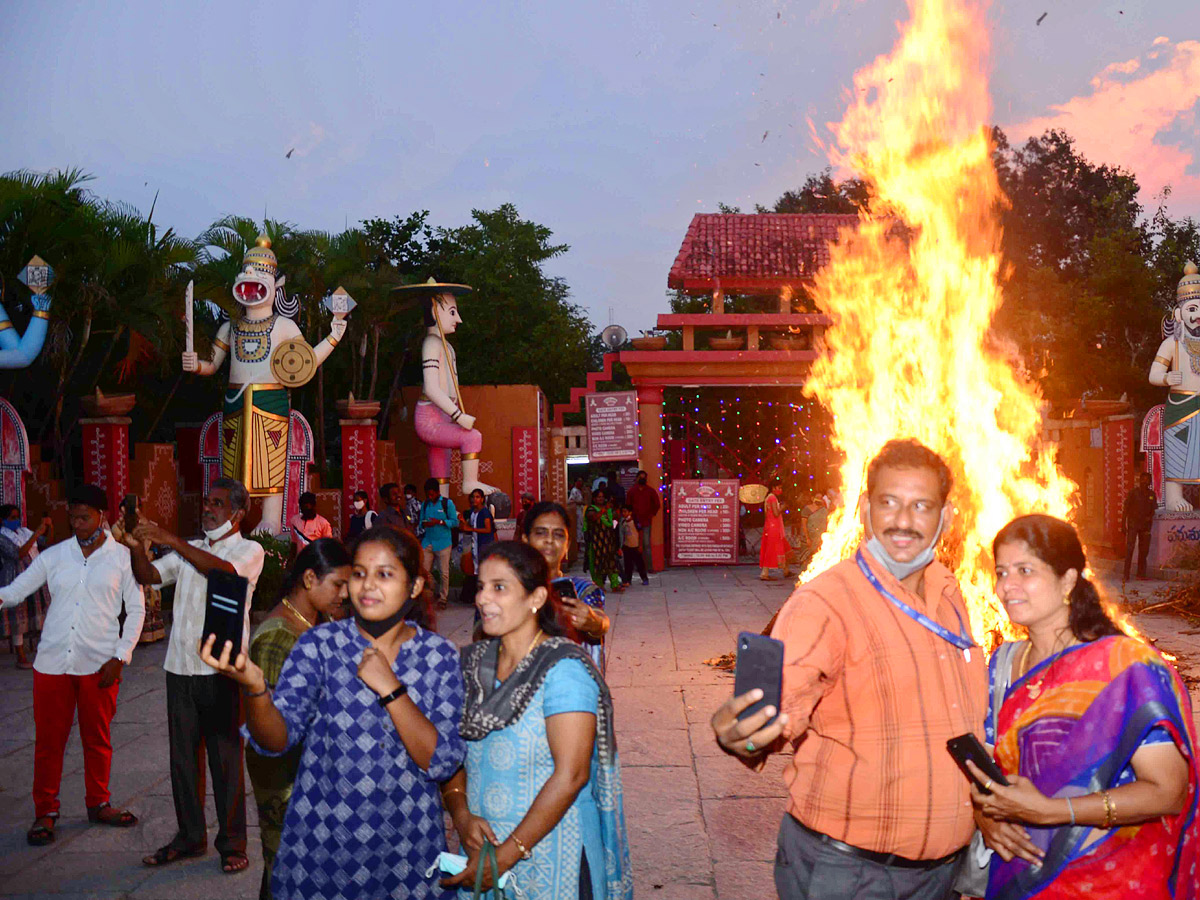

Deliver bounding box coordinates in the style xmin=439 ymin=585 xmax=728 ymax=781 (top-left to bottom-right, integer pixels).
xmin=799 ymin=0 xmax=1076 ymax=646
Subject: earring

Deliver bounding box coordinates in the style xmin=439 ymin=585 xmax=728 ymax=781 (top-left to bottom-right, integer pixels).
xmin=530 ymin=605 xmax=538 ymax=613
xmin=1062 ymin=595 xmax=1071 ymax=606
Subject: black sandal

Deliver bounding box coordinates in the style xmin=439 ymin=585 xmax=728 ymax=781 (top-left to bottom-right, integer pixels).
xmin=87 ymin=802 xmax=138 ymax=827
xmin=221 ymin=851 xmax=250 ymax=874
xmin=26 ymin=814 xmax=57 ymax=846
xmin=142 ymin=843 xmax=206 ymax=867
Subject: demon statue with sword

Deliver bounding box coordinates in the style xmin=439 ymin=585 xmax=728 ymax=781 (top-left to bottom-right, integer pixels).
xmin=182 ymin=236 xmax=347 ymax=532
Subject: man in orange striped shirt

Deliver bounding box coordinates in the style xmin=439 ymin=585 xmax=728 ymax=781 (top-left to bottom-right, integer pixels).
xmin=712 ymin=439 xmax=987 ymax=899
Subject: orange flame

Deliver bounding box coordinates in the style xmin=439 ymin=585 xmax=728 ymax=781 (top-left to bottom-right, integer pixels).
xmin=800 ymin=0 xmax=1077 ymax=647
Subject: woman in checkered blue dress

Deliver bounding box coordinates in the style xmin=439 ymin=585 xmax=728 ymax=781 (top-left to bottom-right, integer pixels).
xmin=201 ymin=526 xmax=465 ymax=899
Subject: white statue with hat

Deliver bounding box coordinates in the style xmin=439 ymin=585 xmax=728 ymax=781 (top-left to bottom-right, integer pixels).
xmin=1149 ymin=260 xmax=1200 ymax=512
xmin=182 ymin=236 xmax=349 ymax=532
xmin=394 ymin=277 xmax=498 ymax=498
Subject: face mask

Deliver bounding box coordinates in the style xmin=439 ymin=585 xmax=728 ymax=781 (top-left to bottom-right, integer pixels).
xmin=354 ymin=500 xmax=366 ymax=511
xmin=78 ymin=524 xmax=105 ymax=548
xmin=2 ymin=519 xmax=19 ymax=531
xmin=865 ymin=507 xmax=945 ymax=583
xmin=354 ymin=594 xmax=417 ymax=639
xmin=204 ymin=519 xmax=235 ymax=542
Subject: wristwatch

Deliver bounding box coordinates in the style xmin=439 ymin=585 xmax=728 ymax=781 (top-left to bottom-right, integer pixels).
xmin=377 ymin=684 xmax=408 ymax=708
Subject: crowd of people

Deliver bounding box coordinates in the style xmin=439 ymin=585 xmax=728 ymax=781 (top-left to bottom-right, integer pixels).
xmin=1 ymin=440 xmax=1197 ymax=899
xmin=0 ymin=476 xmax=633 ymax=899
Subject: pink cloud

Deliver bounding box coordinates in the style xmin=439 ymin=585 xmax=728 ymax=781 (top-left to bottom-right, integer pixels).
xmin=1008 ymin=39 xmax=1200 ymax=217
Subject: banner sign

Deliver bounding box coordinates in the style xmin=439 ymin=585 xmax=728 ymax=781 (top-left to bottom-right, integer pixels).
xmin=586 ymin=391 xmax=639 ymax=462
xmin=670 ymin=479 xmax=739 ymax=565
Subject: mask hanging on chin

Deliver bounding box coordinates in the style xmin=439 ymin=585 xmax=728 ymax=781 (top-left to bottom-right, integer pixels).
xmin=864 ymin=507 xmax=946 ymax=583
xmin=355 ymin=594 xmax=418 ymax=639
xmin=204 ymin=519 xmax=236 ymax=543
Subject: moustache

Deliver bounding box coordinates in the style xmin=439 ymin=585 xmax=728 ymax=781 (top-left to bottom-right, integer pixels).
xmin=883 ymin=528 xmax=924 ymax=541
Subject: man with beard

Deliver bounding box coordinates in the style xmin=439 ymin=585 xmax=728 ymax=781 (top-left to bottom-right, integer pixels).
xmin=711 ymin=439 xmax=986 ymax=900
xmin=1150 ymin=260 xmax=1200 ymax=512
xmin=124 ymin=477 xmax=265 ymax=875
xmin=0 ymin=485 xmax=144 ymax=845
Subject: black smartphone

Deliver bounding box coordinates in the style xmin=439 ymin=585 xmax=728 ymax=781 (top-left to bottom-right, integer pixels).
xmin=552 ymin=577 xmax=578 ymax=600
xmin=946 ymin=733 xmax=1009 ymax=793
xmin=203 ymin=570 xmax=249 ymax=659
xmin=123 ymin=493 xmax=138 ymax=533
xmin=733 ymin=632 xmax=785 ymax=723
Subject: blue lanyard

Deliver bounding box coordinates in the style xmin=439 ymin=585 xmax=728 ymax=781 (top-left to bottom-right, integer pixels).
xmin=855 ymin=549 xmax=976 ymax=652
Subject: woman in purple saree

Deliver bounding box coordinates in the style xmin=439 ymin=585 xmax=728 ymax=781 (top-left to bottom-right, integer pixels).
xmin=969 ymin=515 xmax=1198 ymax=900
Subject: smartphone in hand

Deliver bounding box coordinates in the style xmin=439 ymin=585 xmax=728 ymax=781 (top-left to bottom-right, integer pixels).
xmin=733 ymin=632 xmax=784 ymax=723
xmin=122 ymin=493 xmax=138 ymax=534
xmin=946 ymin=733 xmax=1009 ymax=793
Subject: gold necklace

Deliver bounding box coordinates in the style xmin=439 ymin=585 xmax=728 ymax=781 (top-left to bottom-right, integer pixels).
xmin=282 ymin=599 xmax=315 ymax=629
xmin=501 ymin=629 xmax=545 ymax=675
xmin=1021 ymin=635 xmax=1074 ymax=699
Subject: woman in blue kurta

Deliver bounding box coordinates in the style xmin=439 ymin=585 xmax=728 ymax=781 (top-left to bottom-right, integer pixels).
xmin=440 ymin=541 xmax=632 ymax=900
xmin=200 ymin=526 xmax=465 ymax=899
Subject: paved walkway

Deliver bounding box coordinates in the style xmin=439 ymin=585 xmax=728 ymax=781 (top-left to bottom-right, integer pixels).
xmin=0 ymin=566 xmax=1196 ymax=899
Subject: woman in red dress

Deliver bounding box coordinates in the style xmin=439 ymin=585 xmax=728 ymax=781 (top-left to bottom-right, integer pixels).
xmin=758 ymin=479 xmax=791 ymax=581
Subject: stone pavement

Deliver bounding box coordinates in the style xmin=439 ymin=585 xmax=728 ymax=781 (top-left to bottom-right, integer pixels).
xmin=0 ymin=565 xmax=1197 ymax=899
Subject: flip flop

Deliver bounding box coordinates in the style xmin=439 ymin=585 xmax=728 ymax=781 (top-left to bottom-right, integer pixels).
xmin=26 ymin=814 xmax=57 ymax=846
xmin=143 ymin=843 xmax=206 ymax=867
xmin=87 ymin=803 xmax=138 ymax=827
xmin=221 ymin=851 xmax=250 ymax=874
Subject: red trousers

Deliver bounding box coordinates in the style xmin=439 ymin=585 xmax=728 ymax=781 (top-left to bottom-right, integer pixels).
xmin=32 ymin=670 xmax=119 ymax=817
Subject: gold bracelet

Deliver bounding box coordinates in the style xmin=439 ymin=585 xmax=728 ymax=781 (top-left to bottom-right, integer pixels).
xmin=510 ymin=833 xmax=533 ymax=860
xmin=1101 ymin=789 xmax=1116 ymax=828
xmin=443 ymin=786 xmax=465 ymax=798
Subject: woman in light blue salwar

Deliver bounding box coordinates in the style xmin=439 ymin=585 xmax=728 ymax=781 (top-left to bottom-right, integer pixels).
xmin=440 ymin=541 xmax=632 ymax=900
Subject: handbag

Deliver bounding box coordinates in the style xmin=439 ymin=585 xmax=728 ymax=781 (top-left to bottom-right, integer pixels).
xmin=472 ymin=840 xmax=511 ymax=900
xmin=952 ymin=641 xmax=1020 ymax=898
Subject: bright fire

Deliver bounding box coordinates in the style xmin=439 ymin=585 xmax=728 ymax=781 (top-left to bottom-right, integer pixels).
xmin=800 ymin=0 xmax=1077 ymax=647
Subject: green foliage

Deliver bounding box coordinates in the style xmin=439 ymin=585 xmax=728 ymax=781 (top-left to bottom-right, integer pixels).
xmin=362 ymin=203 xmax=598 ymax=405
xmin=246 ymin=533 xmax=291 ymax=612
xmin=758 ymin=168 xmax=872 ymax=214
xmin=0 ymin=169 xmax=597 ymax=481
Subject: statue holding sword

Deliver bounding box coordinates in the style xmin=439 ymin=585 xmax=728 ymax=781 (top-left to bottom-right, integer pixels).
xmin=182 ymin=236 xmax=348 ymax=533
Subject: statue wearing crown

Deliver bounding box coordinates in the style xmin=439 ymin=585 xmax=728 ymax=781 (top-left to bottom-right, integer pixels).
xmin=183 ymin=236 xmax=348 ymax=532
xmin=1149 ymin=261 xmax=1200 ymax=512
xmin=393 ymin=278 xmax=497 ymax=498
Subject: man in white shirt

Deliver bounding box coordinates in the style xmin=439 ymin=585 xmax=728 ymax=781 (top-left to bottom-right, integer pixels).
xmin=124 ymin=477 xmax=264 ymax=875
xmin=0 ymin=484 xmax=144 ymax=845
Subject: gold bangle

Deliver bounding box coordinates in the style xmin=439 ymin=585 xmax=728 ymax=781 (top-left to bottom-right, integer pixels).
xmin=1155 ymin=355 xmax=1172 ymax=367
xmin=1101 ymin=789 xmax=1116 ymax=828
xmin=326 ymin=335 xmax=339 ymax=348
xmin=31 ymin=310 xmax=50 ymax=320
xmin=443 ymin=786 xmax=465 ymax=800
xmin=214 ymin=338 xmax=229 ymax=352
xmin=510 ymin=833 xmax=533 ymax=860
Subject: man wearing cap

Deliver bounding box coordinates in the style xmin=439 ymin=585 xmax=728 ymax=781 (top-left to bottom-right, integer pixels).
xmin=0 ymin=484 xmax=144 ymax=845
xmin=124 ymin=476 xmax=264 ymax=875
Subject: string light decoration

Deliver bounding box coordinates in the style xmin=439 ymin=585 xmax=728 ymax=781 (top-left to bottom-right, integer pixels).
xmin=658 ymin=387 xmax=839 ymax=501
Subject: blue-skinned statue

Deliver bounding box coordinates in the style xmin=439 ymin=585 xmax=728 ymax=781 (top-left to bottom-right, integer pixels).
xmin=0 ymin=257 xmax=53 ymax=369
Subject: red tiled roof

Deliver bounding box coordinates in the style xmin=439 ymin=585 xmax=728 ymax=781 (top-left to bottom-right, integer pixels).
xmin=667 ymin=213 xmax=861 ymax=293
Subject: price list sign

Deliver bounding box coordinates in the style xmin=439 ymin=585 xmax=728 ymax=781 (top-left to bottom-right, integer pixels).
xmin=585 ymin=391 xmax=639 ymax=462
xmin=670 ymin=480 xmax=739 ymax=565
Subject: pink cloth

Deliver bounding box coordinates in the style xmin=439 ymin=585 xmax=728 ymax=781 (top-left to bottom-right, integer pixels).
xmin=415 ymin=402 xmax=483 ymax=479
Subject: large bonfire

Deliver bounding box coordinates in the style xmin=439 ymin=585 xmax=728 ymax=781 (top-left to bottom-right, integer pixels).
xmin=800 ymin=0 xmax=1077 ymax=646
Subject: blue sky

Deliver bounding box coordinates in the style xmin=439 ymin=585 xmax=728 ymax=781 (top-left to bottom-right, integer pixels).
xmin=2 ymin=1 xmax=1197 ymax=334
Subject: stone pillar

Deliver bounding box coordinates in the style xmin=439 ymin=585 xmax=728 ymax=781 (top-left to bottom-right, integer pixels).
xmin=637 ymin=384 xmax=665 ymax=571
xmin=341 ymin=417 xmax=378 ymax=531
xmin=80 ymin=417 xmax=131 ymax=521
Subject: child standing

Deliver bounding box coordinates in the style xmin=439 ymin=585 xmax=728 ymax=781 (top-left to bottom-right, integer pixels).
xmin=619 ymin=505 xmax=648 ymax=588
